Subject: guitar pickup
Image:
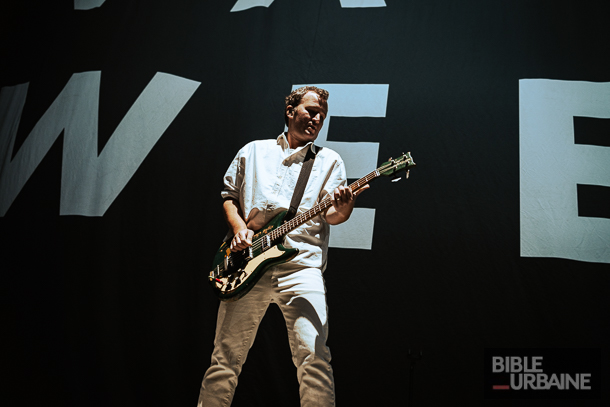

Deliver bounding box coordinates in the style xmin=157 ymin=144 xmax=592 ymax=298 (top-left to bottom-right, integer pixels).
xmin=265 ymin=235 xmax=271 ymax=250
xmin=223 ymin=254 xmax=230 ymax=272
xmin=244 ymin=247 xmax=254 ymax=260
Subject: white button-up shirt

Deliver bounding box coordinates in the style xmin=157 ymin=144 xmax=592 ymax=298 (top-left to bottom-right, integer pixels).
xmin=221 ymin=133 xmax=346 ymax=271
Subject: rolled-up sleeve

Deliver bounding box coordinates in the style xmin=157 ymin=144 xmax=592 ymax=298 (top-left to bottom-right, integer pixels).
xmin=221 ymin=149 xmax=244 ymax=202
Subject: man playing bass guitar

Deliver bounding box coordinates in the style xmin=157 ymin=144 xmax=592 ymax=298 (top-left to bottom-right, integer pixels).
xmin=197 ymin=86 xmax=368 ymax=407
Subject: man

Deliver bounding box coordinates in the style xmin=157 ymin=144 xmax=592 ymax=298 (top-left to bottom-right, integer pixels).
xmin=197 ymin=86 xmax=368 ymax=407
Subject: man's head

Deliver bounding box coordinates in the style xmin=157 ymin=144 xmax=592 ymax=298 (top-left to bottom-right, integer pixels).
xmin=284 ymin=86 xmax=329 ymax=148
xmin=284 ymin=86 xmax=329 ymax=126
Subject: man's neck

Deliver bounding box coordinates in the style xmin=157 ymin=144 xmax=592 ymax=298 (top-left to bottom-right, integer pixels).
xmin=286 ymin=132 xmax=307 ymax=150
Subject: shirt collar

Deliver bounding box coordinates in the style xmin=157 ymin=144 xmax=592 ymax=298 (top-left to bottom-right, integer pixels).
xmin=277 ymin=132 xmax=316 ymax=158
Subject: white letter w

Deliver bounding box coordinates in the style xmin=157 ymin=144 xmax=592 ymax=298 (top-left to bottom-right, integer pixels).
xmin=0 ymin=71 xmax=200 ymax=216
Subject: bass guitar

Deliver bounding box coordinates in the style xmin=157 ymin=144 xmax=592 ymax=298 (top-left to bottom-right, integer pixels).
xmin=208 ymin=152 xmax=416 ymax=301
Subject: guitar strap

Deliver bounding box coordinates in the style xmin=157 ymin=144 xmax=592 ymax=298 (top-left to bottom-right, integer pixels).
xmin=284 ymin=144 xmax=321 ymax=222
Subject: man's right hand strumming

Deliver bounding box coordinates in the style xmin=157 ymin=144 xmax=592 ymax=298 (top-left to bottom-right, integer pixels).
xmin=230 ymin=229 xmax=254 ymax=252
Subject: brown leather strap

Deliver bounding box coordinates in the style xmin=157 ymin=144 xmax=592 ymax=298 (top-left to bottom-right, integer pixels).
xmin=285 ymin=145 xmax=321 ymax=222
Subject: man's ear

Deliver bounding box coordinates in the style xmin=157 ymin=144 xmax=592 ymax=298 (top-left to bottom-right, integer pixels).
xmin=286 ymin=105 xmax=295 ymax=119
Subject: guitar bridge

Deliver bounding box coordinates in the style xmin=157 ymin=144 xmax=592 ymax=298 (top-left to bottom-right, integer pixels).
xmin=209 ymin=264 xmax=223 ymax=281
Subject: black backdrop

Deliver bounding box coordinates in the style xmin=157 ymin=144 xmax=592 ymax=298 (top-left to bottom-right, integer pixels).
xmin=1 ymin=1 xmax=609 ymax=406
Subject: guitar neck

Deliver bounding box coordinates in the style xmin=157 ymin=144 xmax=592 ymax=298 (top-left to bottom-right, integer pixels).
xmin=267 ymin=167 xmax=382 ymax=242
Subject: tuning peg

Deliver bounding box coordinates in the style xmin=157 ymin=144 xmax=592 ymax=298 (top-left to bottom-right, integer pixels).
xmin=391 ymin=175 xmax=401 ymax=183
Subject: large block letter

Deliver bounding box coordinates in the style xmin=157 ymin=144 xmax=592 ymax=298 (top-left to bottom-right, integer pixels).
xmin=519 ymin=79 xmax=610 ymax=263
xmin=290 ymin=83 xmax=389 ymax=250
xmin=0 ymin=71 xmax=200 ymax=216
xmin=231 ymin=0 xmax=386 ymax=12
xmin=339 ymin=0 xmax=386 ymax=7
xmin=74 ymin=0 xmax=105 ymax=10
xmin=231 ymin=0 xmax=274 ymax=12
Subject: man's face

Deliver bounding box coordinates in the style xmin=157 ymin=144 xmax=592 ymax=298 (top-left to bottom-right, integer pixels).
xmin=286 ymin=91 xmax=328 ymax=148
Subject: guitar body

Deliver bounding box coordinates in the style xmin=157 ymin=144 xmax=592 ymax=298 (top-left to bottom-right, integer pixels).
xmin=210 ymin=211 xmax=299 ymax=302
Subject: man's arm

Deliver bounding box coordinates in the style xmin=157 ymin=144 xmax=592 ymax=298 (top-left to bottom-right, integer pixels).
xmin=223 ymin=198 xmax=254 ymax=252
xmin=325 ymin=184 xmax=369 ymax=225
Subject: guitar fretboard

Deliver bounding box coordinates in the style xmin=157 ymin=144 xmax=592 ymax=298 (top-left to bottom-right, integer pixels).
xmin=267 ymin=168 xmax=382 ymax=241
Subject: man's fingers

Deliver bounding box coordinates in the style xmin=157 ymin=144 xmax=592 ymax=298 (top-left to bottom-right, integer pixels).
xmin=231 ymin=229 xmax=253 ymax=252
xmin=354 ymin=184 xmax=370 ymax=197
xmin=333 ymin=186 xmax=352 ymax=203
xmin=333 ymin=184 xmax=369 ymax=203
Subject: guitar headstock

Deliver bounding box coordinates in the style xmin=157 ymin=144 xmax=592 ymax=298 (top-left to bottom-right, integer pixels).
xmin=379 ymin=152 xmax=416 ymax=180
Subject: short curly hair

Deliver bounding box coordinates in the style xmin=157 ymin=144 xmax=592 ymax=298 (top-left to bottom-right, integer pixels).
xmin=284 ymin=86 xmax=329 ymax=126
